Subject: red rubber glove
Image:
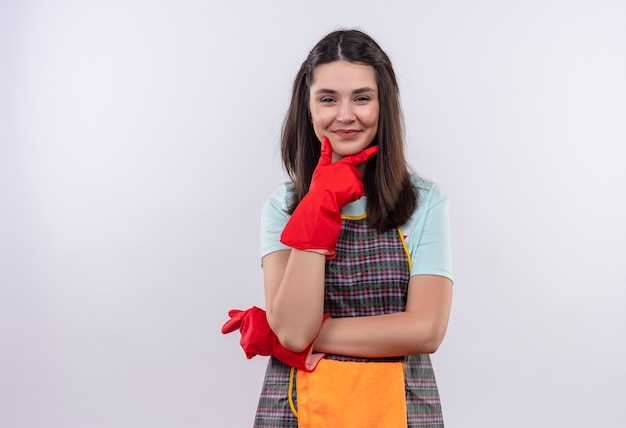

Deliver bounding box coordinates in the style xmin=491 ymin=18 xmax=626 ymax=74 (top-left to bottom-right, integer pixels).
xmin=221 ymin=306 xmax=328 ymax=372
xmin=280 ymin=137 xmax=378 ymax=259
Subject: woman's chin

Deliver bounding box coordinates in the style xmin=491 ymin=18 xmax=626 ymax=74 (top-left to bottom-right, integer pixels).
xmin=329 ymin=144 xmax=364 ymax=159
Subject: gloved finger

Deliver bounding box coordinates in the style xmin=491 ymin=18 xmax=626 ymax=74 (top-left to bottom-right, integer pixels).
xmin=221 ymin=310 xmax=244 ymax=334
xmin=228 ymin=309 xmax=244 ymax=318
xmin=317 ymin=137 xmax=333 ymax=167
xmin=221 ymin=317 xmax=242 ymax=334
xmin=342 ymin=144 xmax=379 ymax=166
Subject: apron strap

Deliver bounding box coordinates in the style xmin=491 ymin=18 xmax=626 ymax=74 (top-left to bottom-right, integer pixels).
xmin=288 ymin=366 xmax=298 ymax=418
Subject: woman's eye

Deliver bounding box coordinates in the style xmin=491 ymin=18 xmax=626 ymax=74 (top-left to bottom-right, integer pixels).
xmin=355 ymin=96 xmax=371 ymax=102
xmin=320 ymin=97 xmax=335 ymax=103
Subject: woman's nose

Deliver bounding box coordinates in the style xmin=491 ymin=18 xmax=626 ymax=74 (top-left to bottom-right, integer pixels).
xmin=336 ymin=102 xmax=355 ymax=124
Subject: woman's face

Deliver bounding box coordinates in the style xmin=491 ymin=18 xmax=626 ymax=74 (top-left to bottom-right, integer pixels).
xmin=309 ymin=60 xmax=379 ymax=162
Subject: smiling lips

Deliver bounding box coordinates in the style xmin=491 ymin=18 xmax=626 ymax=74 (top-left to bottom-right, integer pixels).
xmin=333 ymin=129 xmax=361 ymax=138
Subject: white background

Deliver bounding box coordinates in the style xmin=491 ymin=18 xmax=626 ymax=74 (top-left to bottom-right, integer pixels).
xmin=2 ymin=1 xmax=625 ymax=427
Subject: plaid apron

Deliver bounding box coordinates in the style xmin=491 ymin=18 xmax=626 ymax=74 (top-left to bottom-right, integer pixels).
xmin=254 ymin=216 xmax=444 ymax=427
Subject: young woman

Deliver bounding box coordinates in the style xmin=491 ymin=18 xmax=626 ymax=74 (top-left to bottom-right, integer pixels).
xmin=223 ymin=29 xmax=453 ymax=427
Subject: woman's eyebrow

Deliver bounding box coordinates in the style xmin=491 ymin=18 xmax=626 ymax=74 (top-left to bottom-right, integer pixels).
xmin=313 ymin=87 xmax=377 ymax=95
xmin=352 ymin=87 xmax=377 ymax=94
xmin=313 ymin=88 xmax=338 ymax=95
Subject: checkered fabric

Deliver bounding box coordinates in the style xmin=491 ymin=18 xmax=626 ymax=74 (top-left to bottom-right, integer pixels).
xmin=254 ymin=217 xmax=444 ymax=427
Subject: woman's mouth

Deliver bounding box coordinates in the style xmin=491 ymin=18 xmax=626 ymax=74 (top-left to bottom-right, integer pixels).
xmin=333 ymin=129 xmax=361 ymax=138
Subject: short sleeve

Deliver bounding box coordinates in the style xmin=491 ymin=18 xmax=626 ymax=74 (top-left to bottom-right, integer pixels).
xmin=401 ymin=178 xmax=454 ymax=282
xmin=260 ymin=183 xmax=294 ymax=258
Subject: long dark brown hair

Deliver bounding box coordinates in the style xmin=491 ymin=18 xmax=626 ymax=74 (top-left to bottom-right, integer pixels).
xmin=281 ymin=29 xmax=417 ymax=232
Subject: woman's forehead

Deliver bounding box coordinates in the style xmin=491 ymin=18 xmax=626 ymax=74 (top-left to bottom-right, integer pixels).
xmin=309 ymin=61 xmax=377 ymax=90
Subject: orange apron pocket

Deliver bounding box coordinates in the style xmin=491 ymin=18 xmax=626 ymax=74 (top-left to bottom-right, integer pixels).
xmin=296 ymin=359 xmax=406 ymax=428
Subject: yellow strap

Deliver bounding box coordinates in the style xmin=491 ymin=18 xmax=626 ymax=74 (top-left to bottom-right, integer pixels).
xmin=341 ymin=213 xmax=367 ymax=220
xmin=288 ymin=366 xmax=298 ymax=417
xmin=397 ymin=226 xmax=412 ymax=272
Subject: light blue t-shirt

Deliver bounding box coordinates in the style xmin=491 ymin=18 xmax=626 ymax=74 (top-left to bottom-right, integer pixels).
xmin=260 ymin=175 xmax=453 ymax=281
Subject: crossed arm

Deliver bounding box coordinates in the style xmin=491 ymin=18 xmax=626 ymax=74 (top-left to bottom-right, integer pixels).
xmin=263 ymin=248 xmax=453 ymax=358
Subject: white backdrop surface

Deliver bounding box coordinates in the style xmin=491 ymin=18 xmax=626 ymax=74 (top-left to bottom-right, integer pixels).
xmin=1 ymin=1 xmax=625 ymax=427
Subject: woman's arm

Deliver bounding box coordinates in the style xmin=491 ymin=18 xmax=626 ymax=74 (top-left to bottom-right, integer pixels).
xmin=313 ymin=274 xmax=453 ymax=357
xmin=262 ymin=142 xmax=381 ymax=353
xmin=263 ymin=249 xmax=327 ymax=352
